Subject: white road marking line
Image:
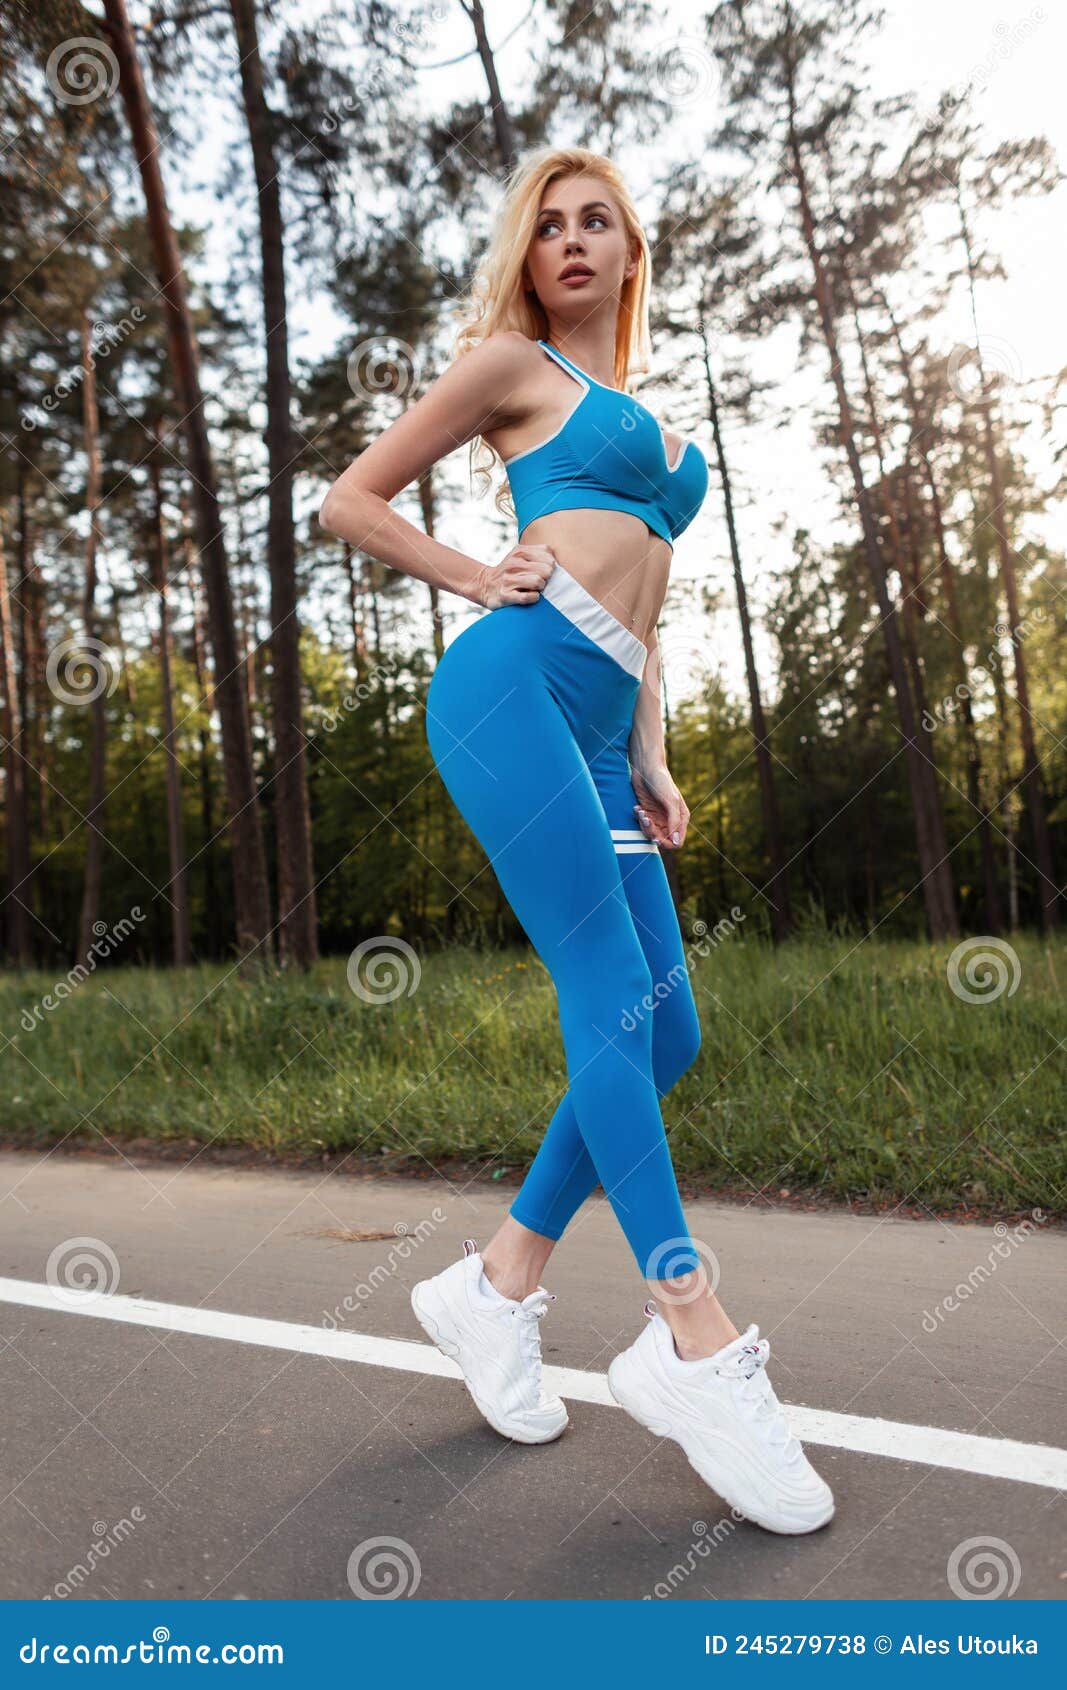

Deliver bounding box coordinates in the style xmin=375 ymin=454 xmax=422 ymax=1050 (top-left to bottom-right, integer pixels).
xmin=3 ymin=1276 xmax=1064 ymax=1492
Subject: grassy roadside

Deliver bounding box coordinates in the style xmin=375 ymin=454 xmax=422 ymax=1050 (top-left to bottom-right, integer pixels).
xmin=1 ymin=934 xmax=1063 ymax=1217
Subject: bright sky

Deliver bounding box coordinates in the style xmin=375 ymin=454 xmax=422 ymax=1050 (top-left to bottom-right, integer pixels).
xmin=175 ymin=0 xmax=1066 ymax=699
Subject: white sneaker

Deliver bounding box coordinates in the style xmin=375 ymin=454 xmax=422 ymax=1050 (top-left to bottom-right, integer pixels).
xmin=608 ymin=1303 xmax=834 ymax=1534
xmin=411 ymin=1239 xmax=568 ymax=1444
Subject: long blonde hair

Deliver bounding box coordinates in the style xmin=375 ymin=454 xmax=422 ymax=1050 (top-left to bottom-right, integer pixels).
xmin=455 ymin=147 xmax=652 ymax=508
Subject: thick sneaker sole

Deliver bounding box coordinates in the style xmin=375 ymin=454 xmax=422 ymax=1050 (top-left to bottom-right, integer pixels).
xmin=410 ymin=1280 xmax=568 ymax=1445
xmin=607 ymin=1350 xmax=834 ymax=1536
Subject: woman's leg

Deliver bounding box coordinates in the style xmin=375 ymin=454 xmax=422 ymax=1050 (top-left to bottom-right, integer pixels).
xmin=507 ymin=732 xmax=702 ymax=1249
xmin=476 ymin=707 xmax=740 ymax=1359
xmin=426 ymin=625 xmax=700 ymax=1287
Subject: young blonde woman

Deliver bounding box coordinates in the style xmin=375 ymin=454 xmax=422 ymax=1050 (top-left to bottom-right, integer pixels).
xmin=320 ymin=147 xmax=833 ymax=1535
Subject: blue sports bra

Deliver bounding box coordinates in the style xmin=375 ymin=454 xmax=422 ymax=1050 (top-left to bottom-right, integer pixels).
xmin=503 ymin=339 xmax=708 ymax=547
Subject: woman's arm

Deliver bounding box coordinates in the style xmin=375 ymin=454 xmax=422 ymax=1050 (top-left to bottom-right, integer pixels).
xmin=319 ymin=330 xmax=548 ymax=610
xmin=629 ymin=626 xmax=690 ymax=848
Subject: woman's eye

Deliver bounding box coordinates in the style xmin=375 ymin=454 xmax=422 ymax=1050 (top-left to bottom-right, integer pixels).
xmin=537 ymin=214 xmax=608 ymax=237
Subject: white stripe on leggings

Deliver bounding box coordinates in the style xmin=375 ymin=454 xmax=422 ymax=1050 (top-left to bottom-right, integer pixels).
xmin=611 ymin=828 xmax=657 ymax=855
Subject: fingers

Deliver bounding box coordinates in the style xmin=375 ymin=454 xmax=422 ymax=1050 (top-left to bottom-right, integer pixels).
xmin=512 ymin=543 xmax=557 ymax=567
xmin=508 ymin=544 xmax=557 ymax=584
xmin=494 ymin=545 xmax=557 ymax=607
xmin=633 ymin=800 xmax=689 ymax=849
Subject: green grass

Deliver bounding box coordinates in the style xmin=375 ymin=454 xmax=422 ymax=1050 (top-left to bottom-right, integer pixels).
xmin=1 ymin=933 xmax=1064 ymax=1217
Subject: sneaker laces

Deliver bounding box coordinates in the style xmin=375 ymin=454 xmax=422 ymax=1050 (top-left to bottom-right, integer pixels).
xmin=511 ymin=1289 xmax=554 ymax=1389
xmin=644 ymin=1302 xmax=802 ymax=1463
xmin=730 ymin=1344 xmax=801 ymax=1460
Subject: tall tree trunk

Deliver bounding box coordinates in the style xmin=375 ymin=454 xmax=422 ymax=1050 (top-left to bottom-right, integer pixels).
xmin=699 ymin=314 xmax=791 ymax=940
xmin=342 ymin=545 xmax=367 ymax=672
xmin=988 ymin=626 xmax=1020 ymax=930
xmin=845 ymin=288 xmax=957 ymax=924
xmin=417 ymin=468 xmax=446 ymax=664
xmin=0 ymin=521 xmax=31 ymax=963
xmin=956 ymin=188 xmax=1058 ymax=930
xmin=783 ymin=68 xmax=957 ymax=937
xmin=149 ymin=435 xmax=191 ymax=966
xmin=186 ymin=529 xmax=220 ymax=945
xmin=879 ymin=291 xmax=1003 ymax=931
xmin=101 ymin=0 xmax=272 ymax=966
xmin=225 ymin=468 xmax=258 ymax=716
xmin=14 ymin=459 xmax=43 ymax=919
xmin=228 ymin=0 xmax=318 ymax=968
xmin=461 ymin=0 xmax=517 ymax=175
xmin=16 ymin=477 xmax=50 ymax=841
xmin=76 ymin=311 xmax=108 ymax=971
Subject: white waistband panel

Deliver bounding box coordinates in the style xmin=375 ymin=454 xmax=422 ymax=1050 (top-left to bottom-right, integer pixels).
xmin=541 ymin=566 xmax=647 ymax=681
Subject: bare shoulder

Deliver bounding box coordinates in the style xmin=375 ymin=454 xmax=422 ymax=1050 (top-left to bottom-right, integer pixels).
xmin=452 ymin=329 xmax=542 ymax=419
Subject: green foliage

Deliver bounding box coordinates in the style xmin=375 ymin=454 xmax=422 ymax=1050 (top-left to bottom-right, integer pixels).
xmin=1 ymin=935 xmax=1062 ymax=1215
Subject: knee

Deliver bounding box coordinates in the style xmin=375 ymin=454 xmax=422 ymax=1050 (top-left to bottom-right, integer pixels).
xmin=652 ymin=982 xmax=702 ymax=1092
xmin=562 ymin=941 xmax=654 ymax=1038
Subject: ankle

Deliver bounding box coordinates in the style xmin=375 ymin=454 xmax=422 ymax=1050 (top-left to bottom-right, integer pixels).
xmin=657 ymin=1295 xmax=740 ymax=1363
xmin=671 ymin=1326 xmax=739 ymax=1364
xmin=480 ymin=1252 xmax=537 ymax=1303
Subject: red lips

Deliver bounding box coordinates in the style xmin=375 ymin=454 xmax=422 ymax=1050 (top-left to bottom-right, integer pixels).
xmin=559 ymin=264 xmax=594 ymax=281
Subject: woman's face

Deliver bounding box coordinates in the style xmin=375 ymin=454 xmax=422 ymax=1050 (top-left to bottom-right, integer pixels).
xmin=523 ymin=173 xmax=638 ymax=321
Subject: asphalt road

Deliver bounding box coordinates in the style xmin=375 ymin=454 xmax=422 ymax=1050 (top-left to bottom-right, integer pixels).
xmin=0 ymin=1148 xmax=1063 ymax=1601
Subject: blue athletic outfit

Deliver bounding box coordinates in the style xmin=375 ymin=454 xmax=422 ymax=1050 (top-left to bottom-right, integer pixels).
xmin=425 ymin=339 xmax=710 ymax=1279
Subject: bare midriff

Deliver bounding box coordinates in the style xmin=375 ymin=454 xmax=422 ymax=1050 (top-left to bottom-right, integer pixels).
xmin=518 ymin=508 xmax=672 ymax=649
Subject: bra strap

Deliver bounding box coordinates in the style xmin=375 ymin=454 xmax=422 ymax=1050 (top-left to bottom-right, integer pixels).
xmin=538 ymin=338 xmax=585 ymax=378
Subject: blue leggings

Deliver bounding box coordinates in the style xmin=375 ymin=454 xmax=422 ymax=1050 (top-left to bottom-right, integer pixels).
xmin=425 ymin=564 xmax=701 ymax=1280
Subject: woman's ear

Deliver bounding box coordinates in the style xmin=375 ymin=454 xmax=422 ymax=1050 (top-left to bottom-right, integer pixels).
xmin=623 ymin=238 xmax=640 ymax=282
